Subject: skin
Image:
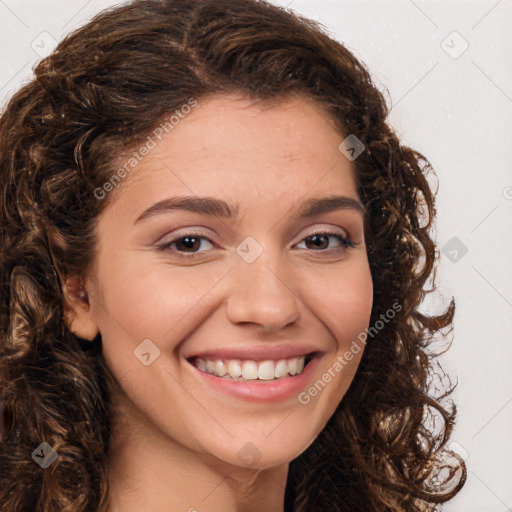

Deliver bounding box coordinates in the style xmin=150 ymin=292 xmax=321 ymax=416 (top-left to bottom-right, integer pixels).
xmin=64 ymin=94 xmax=374 ymax=512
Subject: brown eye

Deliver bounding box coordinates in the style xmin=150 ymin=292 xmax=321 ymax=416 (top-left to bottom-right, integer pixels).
xmin=296 ymin=232 xmax=354 ymax=252
xmin=175 ymin=236 xmax=202 ymax=252
xmin=304 ymin=234 xmax=329 ymax=250
xmin=157 ymin=232 xmax=216 ymax=258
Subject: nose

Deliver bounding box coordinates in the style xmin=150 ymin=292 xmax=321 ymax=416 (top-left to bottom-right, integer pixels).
xmin=225 ymin=246 xmax=300 ymax=332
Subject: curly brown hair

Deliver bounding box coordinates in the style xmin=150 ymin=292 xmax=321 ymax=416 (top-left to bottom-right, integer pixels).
xmin=0 ymin=0 xmax=466 ymax=510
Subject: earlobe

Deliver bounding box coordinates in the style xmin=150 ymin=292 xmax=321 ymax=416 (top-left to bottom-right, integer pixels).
xmin=62 ymin=275 xmax=100 ymax=342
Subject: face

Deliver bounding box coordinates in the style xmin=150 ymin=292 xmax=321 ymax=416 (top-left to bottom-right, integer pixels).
xmin=71 ymin=94 xmax=373 ymax=470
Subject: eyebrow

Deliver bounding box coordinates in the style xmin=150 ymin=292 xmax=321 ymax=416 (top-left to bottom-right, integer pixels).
xmin=134 ymin=194 xmax=366 ymax=224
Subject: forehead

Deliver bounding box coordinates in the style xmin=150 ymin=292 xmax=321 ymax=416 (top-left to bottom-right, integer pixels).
xmin=107 ymin=94 xmax=358 ymax=216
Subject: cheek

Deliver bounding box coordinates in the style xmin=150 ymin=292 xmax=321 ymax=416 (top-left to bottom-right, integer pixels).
xmin=294 ymin=264 xmax=373 ymax=426
xmin=92 ymin=254 xmax=223 ymax=343
xmin=308 ymin=261 xmax=374 ymax=346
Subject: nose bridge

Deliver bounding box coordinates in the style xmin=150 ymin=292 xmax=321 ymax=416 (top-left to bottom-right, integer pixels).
xmin=226 ymin=235 xmax=300 ymax=330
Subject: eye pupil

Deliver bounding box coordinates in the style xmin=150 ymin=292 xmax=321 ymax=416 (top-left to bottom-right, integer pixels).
xmin=176 ymin=236 xmax=200 ymax=252
xmin=307 ymin=234 xmax=328 ymax=250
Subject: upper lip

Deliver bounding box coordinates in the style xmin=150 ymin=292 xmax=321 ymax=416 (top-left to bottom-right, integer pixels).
xmin=186 ymin=344 xmax=323 ymax=362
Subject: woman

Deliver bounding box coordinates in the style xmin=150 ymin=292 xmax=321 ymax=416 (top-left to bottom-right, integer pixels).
xmin=0 ymin=0 xmax=466 ymax=510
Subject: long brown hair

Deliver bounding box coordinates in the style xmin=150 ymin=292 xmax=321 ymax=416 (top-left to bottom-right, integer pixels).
xmin=0 ymin=1 xmax=466 ymax=510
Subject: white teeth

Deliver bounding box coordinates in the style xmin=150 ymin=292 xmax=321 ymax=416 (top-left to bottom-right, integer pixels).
xmin=206 ymin=360 xmax=216 ymax=373
xmin=227 ymin=359 xmax=241 ymax=379
xmin=274 ymin=360 xmax=288 ymax=378
xmin=241 ymin=361 xmax=258 ymax=380
xmin=193 ymin=355 xmax=308 ymax=380
xmin=214 ymin=360 xmax=228 ymax=377
xmin=258 ymin=360 xmax=275 ymax=380
xmin=296 ymin=357 xmax=305 ymax=374
xmin=196 ymin=358 xmax=206 ymax=372
xmin=287 ymin=357 xmax=298 ymax=375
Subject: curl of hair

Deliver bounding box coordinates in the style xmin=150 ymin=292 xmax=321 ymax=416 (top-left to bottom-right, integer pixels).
xmin=0 ymin=1 xmax=466 ymax=510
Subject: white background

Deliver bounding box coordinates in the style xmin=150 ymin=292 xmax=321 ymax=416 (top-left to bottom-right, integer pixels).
xmin=1 ymin=1 xmax=511 ymax=511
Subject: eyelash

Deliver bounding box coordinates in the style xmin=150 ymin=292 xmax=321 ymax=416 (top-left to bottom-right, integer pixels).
xmin=156 ymin=230 xmax=356 ymax=259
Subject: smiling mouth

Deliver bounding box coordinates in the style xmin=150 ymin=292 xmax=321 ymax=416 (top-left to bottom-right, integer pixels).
xmin=187 ymin=352 xmax=317 ymax=382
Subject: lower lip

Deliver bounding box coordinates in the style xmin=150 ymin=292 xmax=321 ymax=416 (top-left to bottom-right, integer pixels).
xmin=188 ymin=355 xmax=321 ymax=403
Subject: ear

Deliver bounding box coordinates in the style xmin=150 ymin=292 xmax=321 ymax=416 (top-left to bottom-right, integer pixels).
xmin=62 ymin=275 xmax=100 ymax=341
